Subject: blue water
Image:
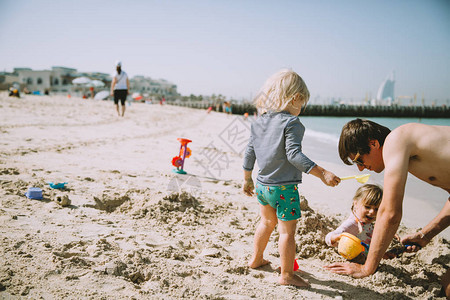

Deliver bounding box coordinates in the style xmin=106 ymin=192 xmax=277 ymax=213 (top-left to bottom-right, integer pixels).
xmin=300 ymin=116 xmax=450 ymax=144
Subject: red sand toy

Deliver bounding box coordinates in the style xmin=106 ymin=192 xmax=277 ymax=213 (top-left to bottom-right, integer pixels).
xmin=172 ymin=138 xmax=192 ymax=174
xmin=293 ymin=259 xmax=299 ymax=271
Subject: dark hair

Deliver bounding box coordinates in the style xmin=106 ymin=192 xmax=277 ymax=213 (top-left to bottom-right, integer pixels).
xmin=339 ymin=118 xmax=391 ymax=165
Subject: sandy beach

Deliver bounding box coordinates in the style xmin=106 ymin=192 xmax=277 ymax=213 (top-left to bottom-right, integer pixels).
xmin=0 ymin=93 xmax=449 ymax=299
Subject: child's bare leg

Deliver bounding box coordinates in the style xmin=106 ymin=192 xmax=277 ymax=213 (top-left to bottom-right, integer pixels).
xmin=121 ymin=104 xmax=126 ymax=116
xmin=277 ymin=219 xmax=310 ymax=287
xmin=248 ymin=204 xmax=277 ymax=268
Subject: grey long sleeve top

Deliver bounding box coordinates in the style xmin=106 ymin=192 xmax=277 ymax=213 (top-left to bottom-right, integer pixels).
xmin=243 ymin=111 xmax=316 ymax=186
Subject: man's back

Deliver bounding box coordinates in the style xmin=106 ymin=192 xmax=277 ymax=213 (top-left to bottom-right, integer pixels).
xmin=385 ymin=123 xmax=450 ymax=193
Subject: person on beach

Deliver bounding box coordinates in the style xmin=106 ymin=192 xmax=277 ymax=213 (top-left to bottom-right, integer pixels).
xmin=325 ymin=118 xmax=450 ymax=297
xmin=224 ymin=101 xmax=232 ymax=115
xmin=110 ymin=60 xmax=130 ymax=117
xmin=326 ymin=184 xmax=382 ymax=249
xmin=325 ymin=184 xmax=397 ymax=261
xmin=242 ymin=69 xmax=341 ymax=287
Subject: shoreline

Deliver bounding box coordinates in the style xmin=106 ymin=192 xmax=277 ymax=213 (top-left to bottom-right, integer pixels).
xmin=169 ymin=101 xmax=450 ymax=118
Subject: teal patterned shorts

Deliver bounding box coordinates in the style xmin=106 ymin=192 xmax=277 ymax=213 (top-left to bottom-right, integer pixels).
xmin=255 ymin=183 xmax=301 ymax=221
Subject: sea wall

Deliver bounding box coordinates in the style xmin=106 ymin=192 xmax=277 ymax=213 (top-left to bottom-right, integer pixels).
xmin=169 ymin=102 xmax=450 ymax=118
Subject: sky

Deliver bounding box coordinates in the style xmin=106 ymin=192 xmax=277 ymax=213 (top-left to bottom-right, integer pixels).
xmin=0 ymin=0 xmax=449 ymax=103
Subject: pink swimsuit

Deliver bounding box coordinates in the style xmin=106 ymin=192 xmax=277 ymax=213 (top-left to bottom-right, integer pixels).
xmin=325 ymin=212 xmax=374 ymax=246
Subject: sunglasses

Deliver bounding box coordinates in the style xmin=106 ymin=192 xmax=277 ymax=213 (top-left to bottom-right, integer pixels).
xmin=351 ymin=153 xmax=365 ymax=166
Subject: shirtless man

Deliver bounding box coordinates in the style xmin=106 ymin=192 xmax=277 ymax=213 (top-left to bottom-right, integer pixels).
xmin=324 ymin=118 xmax=450 ymax=297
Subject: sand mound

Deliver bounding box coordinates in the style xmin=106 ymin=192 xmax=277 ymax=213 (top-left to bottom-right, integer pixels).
xmin=293 ymin=196 xmax=449 ymax=298
xmin=88 ymin=191 xmax=130 ymax=212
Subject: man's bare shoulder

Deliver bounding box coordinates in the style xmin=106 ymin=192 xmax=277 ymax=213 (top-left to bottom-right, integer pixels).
xmin=383 ymin=123 xmax=415 ymax=151
xmin=386 ymin=123 xmax=450 ymax=147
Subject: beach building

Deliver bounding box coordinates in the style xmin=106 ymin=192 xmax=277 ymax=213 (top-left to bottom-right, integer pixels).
xmin=14 ymin=68 xmax=52 ymax=94
xmin=0 ymin=67 xmax=112 ymax=95
xmin=1 ymin=66 xmax=178 ymax=99
xmin=0 ymin=71 xmax=20 ymax=90
xmin=3 ymin=67 xmax=78 ymax=94
xmin=374 ymin=71 xmax=395 ymax=106
xmin=130 ymin=75 xmax=178 ymax=99
xmin=49 ymin=66 xmax=78 ymax=93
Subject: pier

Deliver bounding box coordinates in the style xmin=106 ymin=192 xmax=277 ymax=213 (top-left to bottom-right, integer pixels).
xmin=168 ymin=102 xmax=450 ymax=118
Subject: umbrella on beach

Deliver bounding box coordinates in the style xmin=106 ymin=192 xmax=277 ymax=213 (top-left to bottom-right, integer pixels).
xmin=89 ymin=80 xmax=105 ymax=88
xmin=94 ymin=90 xmax=110 ymax=100
xmin=72 ymin=77 xmax=92 ymax=98
xmin=72 ymin=77 xmax=92 ymax=85
xmin=132 ymin=92 xmax=143 ymax=101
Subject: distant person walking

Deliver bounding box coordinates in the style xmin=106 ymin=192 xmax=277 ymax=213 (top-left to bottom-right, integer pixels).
xmin=110 ymin=61 xmax=130 ymax=117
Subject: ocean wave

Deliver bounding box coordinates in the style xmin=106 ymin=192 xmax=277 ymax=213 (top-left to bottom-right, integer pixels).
xmin=304 ymin=129 xmax=339 ymax=144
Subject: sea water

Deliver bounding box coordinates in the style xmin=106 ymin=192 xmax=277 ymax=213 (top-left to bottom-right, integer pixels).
xmin=300 ymin=116 xmax=450 ymax=164
xmin=301 ymin=116 xmax=450 ymax=149
xmin=299 ymin=116 xmax=450 ymax=235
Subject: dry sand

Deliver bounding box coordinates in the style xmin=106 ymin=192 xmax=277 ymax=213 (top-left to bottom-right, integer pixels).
xmin=0 ymin=93 xmax=448 ymax=299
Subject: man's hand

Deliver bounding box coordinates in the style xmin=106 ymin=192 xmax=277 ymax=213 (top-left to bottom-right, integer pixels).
xmin=243 ymin=179 xmax=254 ymax=196
xmin=401 ymin=231 xmax=429 ymax=252
xmin=382 ymin=250 xmax=398 ymax=259
xmin=324 ymin=262 xmax=371 ymax=278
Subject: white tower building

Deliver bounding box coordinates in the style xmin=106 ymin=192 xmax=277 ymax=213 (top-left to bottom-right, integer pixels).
xmin=376 ymin=71 xmax=395 ymax=105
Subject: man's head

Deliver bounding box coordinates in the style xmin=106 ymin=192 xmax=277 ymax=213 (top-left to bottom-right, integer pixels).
xmin=339 ymin=118 xmax=391 ymax=172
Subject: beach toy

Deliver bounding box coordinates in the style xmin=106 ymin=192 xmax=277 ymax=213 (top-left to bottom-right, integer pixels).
xmin=340 ymin=174 xmax=371 ymax=184
xmin=25 ymin=187 xmax=43 ymax=200
xmin=361 ymin=241 xmax=369 ymax=251
xmin=172 ymin=138 xmax=192 ymax=174
xmin=293 ymin=259 xmax=299 ymax=271
xmin=48 ymin=182 xmax=68 ymax=189
xmin=388 ymin=244 xmax=416 ymax=257
xmin=338 ymin=233 xmax=366 ymax=260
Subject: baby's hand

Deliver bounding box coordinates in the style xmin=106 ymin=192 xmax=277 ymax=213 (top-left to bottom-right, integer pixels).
xmin=243 ymin=179 xmax=254 ymax=196
xmin=330 ymin=233 xmax=341 ymax=247
xmin=322 ymin=170 xmax=341 ymax=187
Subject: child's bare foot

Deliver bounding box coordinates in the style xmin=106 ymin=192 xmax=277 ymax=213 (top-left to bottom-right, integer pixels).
xmin=276 ymin=266 xmax=305 ymax=274
xmin=248 ymin=258 xmax=270 ymax=269
xmin=279 ymin=274 xmax=310 ymax=288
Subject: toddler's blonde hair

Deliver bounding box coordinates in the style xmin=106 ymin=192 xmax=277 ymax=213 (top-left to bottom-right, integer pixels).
xmin=351 ymin=184 xmax=383 ymax=211
xmin=254 ymin=68 xmax=310 ymax=113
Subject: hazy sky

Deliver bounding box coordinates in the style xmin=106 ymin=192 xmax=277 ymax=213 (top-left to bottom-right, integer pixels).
xmin=0 ymin=0 xmax=449 ymax=102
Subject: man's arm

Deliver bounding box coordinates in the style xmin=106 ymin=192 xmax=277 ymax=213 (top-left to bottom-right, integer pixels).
xmin=126 ymin=77 xmax=130 ymax=95
xmin=419 ymin=198 xmax=450 ymax=240
xmin=401 ymin=199 xmax=450 ymax=251
xmin=363 ymin=156 xmax=408 ymax=274
xmin=363 ymin=131 xmax=413 ymax=274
